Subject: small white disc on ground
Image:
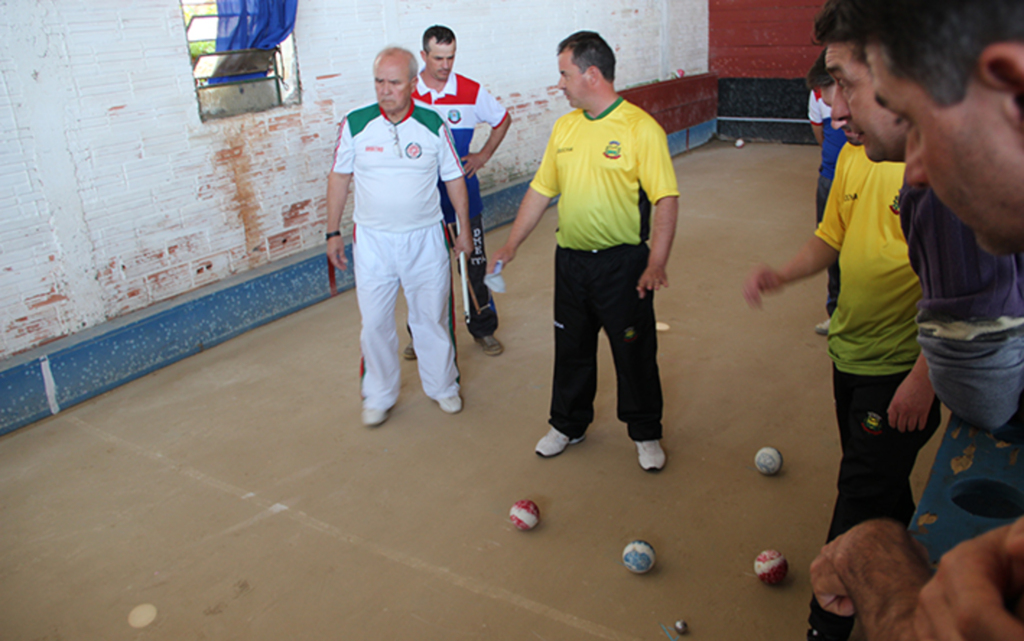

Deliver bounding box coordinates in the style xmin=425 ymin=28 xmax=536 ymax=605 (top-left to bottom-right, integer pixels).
xmin=128 ymin=603 xmax=157 ymax=628
xmin=656 ymin=321 xmax=670 ymax=332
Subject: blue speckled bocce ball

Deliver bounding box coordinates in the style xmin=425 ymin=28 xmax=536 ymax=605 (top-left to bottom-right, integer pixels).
xmin=622 ymin=540 xmax=656 ymax=573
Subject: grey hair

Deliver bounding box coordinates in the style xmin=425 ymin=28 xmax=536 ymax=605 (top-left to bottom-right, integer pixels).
xmin=373 ymin=46 xmax=418 ymax=82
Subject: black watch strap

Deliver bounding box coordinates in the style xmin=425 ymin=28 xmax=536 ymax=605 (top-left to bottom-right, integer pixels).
xmin=325 ymin=231 xmax=342 ymax=240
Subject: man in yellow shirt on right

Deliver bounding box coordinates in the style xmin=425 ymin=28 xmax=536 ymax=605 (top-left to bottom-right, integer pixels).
xmin=742 ymin=18 xmax=941 ymax=641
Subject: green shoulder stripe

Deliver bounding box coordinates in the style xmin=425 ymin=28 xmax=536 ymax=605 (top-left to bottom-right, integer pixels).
xmin=347 ymin=104 xmax=381 ymax=137
xmin=411 ymin=105 xmax=446 ymax=135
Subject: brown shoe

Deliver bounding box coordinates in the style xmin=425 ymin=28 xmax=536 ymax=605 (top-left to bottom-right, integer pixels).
xmin=475 ymin=335 xmax=503 ymax=356
xmin=402 ymin=342 xmax=417 ymax=360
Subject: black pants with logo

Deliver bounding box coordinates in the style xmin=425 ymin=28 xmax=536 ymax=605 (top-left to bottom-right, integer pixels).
xmin=809 ymin=365 xmax=942 ymax=639
xmin=549 ymin=244 xmax=663 ymax=442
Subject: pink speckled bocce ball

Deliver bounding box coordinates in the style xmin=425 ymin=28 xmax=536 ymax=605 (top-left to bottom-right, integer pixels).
xmin=755 ymin=549 xmax=788 ymax=585
xmin=509 ymin=500 xmax=540 ymax=530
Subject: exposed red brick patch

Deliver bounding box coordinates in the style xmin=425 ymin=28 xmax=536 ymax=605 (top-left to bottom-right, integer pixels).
xmin=266 ymin=229 xmax=300 ymax=261
xmin=146 ymin=264 xmax=191 ymax=300
xmin=282 ymin=199 xmax=312 ymax=227
xmin=268 ymin=113 xmax=301 ymax=132
xmin=215 ymin=146 xmax=243 ymax=162
xmin=26 ymin=291 xmax=68 ymax=310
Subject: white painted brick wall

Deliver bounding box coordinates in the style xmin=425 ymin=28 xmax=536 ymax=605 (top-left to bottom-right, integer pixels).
xmin=0 ymin=0 xmax=708 ymax=360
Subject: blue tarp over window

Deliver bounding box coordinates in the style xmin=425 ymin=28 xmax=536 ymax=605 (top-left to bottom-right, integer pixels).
xmin=210 ymin=0 xmax=297 ymax=85
xmin=216 ymin=0 xmax=298 ymax=52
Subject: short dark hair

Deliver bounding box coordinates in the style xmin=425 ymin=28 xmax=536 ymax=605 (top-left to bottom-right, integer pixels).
xmin=423 ymin=25 xmax=455 ymax=52
xmin=805 ymin=49 xmax=834 ymax=90
xmin=812 ymin=0 xmax=868 ymax=62
xmin=557 ymin=31 xmax=615 ymax=82
xmin=844 ymin=0 xmax=1024 ymax=105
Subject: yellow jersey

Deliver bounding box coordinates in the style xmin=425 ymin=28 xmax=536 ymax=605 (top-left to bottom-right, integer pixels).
xmin=530 ymin=98 xmax=679 ymax=251
xmin=816 ymin=144 xmax=922 ymax=375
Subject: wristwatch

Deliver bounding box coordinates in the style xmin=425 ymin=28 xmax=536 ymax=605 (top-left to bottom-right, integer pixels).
xmin=325 ymin=231 xmax=341 ymax=240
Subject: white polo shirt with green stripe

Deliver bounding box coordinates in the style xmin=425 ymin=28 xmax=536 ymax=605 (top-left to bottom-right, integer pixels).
xmin=332 ymin=102 xmax=464 ymax=233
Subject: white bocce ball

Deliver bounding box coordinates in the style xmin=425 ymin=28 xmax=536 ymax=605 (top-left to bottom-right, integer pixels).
xmin=755 ymin=447 xmax=783 ymax=475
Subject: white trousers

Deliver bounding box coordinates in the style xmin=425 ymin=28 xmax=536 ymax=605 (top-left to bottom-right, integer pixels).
xmin=353 ymin=223 xmax=459 ymax=410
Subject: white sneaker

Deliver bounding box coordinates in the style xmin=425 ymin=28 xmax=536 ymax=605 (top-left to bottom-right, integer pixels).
xmin=636 ymin=440 xmax=665 ymax=471
xmin=438 ymin=395 xmax=462 ymax=414
xmin=815 ymin=318 xmax=830 ymax=336
xmin=535 ymin=427 xmax=586 ymax=458
xmin=362 ymin=407 xmax=389 ymax=427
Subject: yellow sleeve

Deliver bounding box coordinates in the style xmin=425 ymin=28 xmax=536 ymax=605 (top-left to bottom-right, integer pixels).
xmin=635 ymin=115 xmax=680 ymax=203
xmin=530 ymin=121 xmax=562 ymax=199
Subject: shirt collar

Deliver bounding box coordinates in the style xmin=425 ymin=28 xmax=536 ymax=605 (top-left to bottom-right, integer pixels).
xmin=378 ymin=101 xmax=414 ymax=124
xmin=417 ymin=70 xmax=457 ymax=99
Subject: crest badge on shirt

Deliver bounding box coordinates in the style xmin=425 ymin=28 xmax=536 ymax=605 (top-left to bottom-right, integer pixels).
xmin=405 ymin=142 xmax=422 ymax=159
xmin=447 ymin=109 xmax=462 ymax=124
xmin=603 ymin=140 xmax=622 ymax=159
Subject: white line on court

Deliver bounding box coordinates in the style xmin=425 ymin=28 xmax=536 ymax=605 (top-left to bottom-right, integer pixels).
xmin=72 ymin=417 xmax=644 ymax=641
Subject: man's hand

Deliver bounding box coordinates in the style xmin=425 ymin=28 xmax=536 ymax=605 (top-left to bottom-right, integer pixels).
xmin=743 ymin=265 xmax=784 ymax=308
xmin=462 ymin=115 xmax=511 ymax=179
xmin=453 ymin=231 xmax=472 ymax=257
xmin=327 ymin=236 xmax=347 ymax=271
xmin=489 ymin=244 xmax=515 ymax=273
xmin=888 ymin=355 xmax=935 ymax=432
xmin=811 ymin=549 xmax=859 ymax=617
xmin=810 ymin=519 xmax=932 ymax=641
xmin=325 ymin=172 xmax=353 ymax=271
xmin=915 ymin=517 xmax=1024 ymax=641
xmin=637 ymin=265 xmax=668 ymax=299
xmin=461 ymin=152 xmax=489 ymax=179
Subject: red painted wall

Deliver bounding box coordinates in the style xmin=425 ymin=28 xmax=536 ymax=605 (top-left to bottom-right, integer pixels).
xmin=709 ymin=0 xmax=823 ymax=78
xmin=621 ymin=74 xmax=718 ymax=134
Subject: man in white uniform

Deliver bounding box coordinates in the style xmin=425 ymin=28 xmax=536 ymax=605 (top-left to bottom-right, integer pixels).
xmin=325 ymin=47 xmax=473 ymax=427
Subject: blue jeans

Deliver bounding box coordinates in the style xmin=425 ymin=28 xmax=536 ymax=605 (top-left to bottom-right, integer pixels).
xmin=918 ymin=332 xmax=1024 ymax=430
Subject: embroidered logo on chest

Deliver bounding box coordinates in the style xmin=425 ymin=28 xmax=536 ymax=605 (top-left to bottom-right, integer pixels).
xmin=405 ymin=142 xmax=422 ymax=159
xmin=603 ymin=140 xmax=622 ymax=159
xmin=447 ymin=109 xmax=462 ymax=124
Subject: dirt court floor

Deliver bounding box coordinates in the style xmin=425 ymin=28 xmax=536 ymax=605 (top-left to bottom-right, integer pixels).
xmin=0 ymin=140 xmax=945 ymax=640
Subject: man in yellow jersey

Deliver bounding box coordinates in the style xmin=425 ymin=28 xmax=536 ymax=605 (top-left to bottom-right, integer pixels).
xmin=489 ymin=31 xmax=679 ymax=471
xmin=742 ymin=12 xmax=940 ymax=640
